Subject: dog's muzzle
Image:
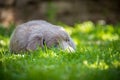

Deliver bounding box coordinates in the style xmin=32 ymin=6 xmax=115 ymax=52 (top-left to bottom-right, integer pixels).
xmin=60 ymin=41 xmax=75 ymax=52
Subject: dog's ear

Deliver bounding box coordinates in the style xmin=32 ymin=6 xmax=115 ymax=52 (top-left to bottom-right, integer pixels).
xmin=26 ymin=33 xmax=43 ymax=51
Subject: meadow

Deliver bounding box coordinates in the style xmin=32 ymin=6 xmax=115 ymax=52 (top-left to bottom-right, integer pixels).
xmin=0 ymin=21 xmax=120 ymax=80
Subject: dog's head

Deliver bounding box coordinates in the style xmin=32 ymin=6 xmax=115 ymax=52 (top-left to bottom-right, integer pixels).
xmin=45 ymin=27 xmax=75 ymax=52
xmin=27 ymin=26 xmax=76 ymax=52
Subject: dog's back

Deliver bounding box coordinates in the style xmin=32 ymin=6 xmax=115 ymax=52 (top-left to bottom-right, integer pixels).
xmin=10 ymin=20 xmax=49 ymax=52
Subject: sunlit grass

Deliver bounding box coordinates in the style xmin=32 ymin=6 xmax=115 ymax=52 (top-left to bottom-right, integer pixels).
xmin=0 ymin=21 xmax=120 ymax=80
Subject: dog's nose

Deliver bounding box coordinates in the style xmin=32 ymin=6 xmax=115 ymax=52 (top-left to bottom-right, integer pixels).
xmin=61 ymin=41 xmax=75 ymax=52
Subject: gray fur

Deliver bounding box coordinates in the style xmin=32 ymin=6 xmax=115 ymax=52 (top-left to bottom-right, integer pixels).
xmin=9 ymin=20 xmax=76 ymax=53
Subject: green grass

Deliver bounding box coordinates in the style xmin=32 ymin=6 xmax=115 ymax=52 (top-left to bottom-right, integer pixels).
xmin=0 ymin=21 xmax=120 ymax=80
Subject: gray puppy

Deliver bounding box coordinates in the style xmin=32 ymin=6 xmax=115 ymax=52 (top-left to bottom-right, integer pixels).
xmin=9 ymin=20 xmax=76 ymax=53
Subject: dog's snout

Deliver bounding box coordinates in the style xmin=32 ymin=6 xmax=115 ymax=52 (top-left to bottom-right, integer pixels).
xmin=60 ymin=41 xmax=75 ymax=52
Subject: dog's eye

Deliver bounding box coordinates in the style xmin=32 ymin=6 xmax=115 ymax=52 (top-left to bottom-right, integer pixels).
xmin=66 ymin=39 xmax=70 ymax=42
xmin=54 ymin=42 xmax=59 ymax=48
xmin=54 ymin=44 xmax=58 ymax=47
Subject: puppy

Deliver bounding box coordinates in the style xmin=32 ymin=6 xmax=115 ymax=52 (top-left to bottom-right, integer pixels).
xmin=9 ymin=20 xmax=76 ymax=53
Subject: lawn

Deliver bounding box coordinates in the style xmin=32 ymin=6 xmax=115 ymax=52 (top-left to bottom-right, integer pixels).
xmin=0 ymin=21 xmax=120 ymax=80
